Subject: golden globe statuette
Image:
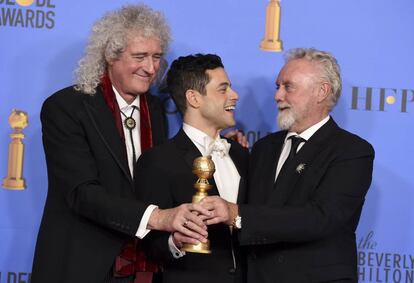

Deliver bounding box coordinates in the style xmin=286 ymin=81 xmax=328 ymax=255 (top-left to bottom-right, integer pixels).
xmin=2 ymin=109 xmax=28 ymax=190
xmin=260 ymin=0 xmax=283 ymax=52
xmin=181 ymin=156 xmax=215 ymax=254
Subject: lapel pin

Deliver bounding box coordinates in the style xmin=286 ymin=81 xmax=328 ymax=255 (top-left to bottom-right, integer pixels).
xmin=296 ymin=163 xmax=306 ymax=174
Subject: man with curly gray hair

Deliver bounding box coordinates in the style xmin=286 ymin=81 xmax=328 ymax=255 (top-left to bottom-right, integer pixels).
xmin=32 ymin=5 xmax=210 ymax=283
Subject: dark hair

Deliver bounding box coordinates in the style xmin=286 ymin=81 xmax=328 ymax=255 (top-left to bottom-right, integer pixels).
xmin=166 ymin=54 xmax=224 ymax=115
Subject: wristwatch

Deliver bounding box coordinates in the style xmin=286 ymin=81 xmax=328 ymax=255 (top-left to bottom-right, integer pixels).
xmin=232 ymin=215 xmax=242 ymax=229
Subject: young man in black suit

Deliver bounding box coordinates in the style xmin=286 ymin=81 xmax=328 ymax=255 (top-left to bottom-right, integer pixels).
xmin=31 ymin=5 xmax=210 ymax=283
xmin=202 ymin=48 xmax=375 ymax=283
xmin=135 ymin=54 xmax=249 ymax=283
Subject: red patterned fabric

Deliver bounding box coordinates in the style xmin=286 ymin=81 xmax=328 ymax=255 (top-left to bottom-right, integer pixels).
xmin=139 ymin=93 xmax=153 ymax=152
xmin=100 ymin=75 xmax=158 ymax=283
xmin=100 ymin=74 xmax=124 ymax=140
xmin=114 ymin=239 xmax=158 ymax=279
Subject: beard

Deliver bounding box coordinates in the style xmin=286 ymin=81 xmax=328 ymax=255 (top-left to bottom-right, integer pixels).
xmin=277 ymin=103 xmax=297 ymax=130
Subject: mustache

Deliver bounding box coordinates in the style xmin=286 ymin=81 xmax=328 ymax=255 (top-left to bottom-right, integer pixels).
xmin=277 ymin=102 xmax=291 ymax=109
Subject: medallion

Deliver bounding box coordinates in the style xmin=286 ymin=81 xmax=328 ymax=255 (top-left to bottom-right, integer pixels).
xmin=124 ymin=117 xmax=136 ymax=130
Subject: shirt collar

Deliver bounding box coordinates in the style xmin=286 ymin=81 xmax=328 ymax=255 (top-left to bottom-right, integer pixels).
xmin=285 ymin=116 xmax=330 ymax=142
xmin=183 ymin=123 xmax=220 ymax=153
xmin=113 ymin=85 xmax=140 ymax=111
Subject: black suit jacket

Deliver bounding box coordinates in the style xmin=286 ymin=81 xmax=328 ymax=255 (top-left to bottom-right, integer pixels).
xmin=239 ymin=118 xmax=374 ymax=283
xmin=135 ymin=129 xmax=249 ymax=283
xmin=31 ymin=86 xmax=166 ymax=283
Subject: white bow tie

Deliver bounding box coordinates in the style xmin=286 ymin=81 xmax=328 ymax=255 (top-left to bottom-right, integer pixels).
xmin=205 ymin=138 xmax=231 ymax=158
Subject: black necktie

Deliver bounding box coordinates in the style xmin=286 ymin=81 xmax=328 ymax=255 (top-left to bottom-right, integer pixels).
xmin=275 ymin=135 xmax=306 ymax=184
xmin=286 ymin=135 xmax=306 ymax=163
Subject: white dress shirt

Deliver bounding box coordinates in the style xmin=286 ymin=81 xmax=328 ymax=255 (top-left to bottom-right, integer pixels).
xmin=169 ymin=123 xmax=241 ymax=258
xmin=113 ymin=87 xmax=156 ymax=239
xmin=183 ymin=123 xmax=240 ymax=203
xmin=275 ymin=116 xmax=330 ymax=181
xmin=114 ymin=88 xmax=141 ymax=176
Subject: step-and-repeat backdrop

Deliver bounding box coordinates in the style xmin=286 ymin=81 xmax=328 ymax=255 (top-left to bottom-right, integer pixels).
xmin=1 ymin=0 xmax=413 ymax=282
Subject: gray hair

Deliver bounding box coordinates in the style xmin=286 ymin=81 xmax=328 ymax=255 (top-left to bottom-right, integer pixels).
xmin=285 ymin=48 xmax=342 ymax=111
xmin=74 ymin=4 xmax=171 ymax=95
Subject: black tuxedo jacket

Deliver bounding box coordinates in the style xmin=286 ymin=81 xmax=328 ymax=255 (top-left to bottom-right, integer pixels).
xmin=135 ymin=129 xmax=249 ymax=283
xmin=31 ymin=86 xmax=166 ymax=283
xmin=239 ymin=118 xmax=374 ymax=283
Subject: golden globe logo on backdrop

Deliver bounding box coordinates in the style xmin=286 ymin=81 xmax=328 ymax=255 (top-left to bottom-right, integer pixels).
xmin=260 ymin=0 xmax=283 ymax=52
xmin=0 ymin=0 xmax=55 ymax=29
xmin=2 ymin=109 xmax=28 ymax=190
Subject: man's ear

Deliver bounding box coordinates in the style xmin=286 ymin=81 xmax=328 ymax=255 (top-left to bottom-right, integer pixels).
xmin=186 ymin=89 xmax=200 ymax=108
xmin=317 ymin=82 xmax=331 ymax=103
xmin=106 ymin=56 xmax=114 ymax=66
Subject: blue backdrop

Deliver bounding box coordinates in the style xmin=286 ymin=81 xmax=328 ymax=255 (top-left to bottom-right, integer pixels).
xmin=1 ymin=1 xmax=413 ymax=282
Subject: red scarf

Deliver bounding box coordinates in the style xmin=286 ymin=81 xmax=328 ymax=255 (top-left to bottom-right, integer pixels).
xmin=100 ymin=74 xmax=158 ymax=283
xmin=101 ymin=74 xmax=153 ymax=152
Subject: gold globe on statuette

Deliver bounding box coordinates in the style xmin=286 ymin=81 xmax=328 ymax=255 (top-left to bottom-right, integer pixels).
xmin=181 ymin=156 xmax=216 ymax=254
xmin=2 ymin=109 xmax=28 ymax=190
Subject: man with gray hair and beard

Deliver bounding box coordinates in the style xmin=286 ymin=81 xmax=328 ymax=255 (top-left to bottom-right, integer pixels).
xmin=31 ymin=5 xmax=211 ymax=283
xmin=201 ymin=48 xmax=375 ymax=283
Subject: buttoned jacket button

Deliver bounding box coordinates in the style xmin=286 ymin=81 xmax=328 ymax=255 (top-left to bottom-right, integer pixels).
xmin=277 ymin=255 xmax=284 ymax=263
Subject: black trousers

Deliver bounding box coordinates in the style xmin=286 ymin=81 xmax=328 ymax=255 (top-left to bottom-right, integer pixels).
xmin=103 ymin=272 xmax=134 ymax=283
xmin=103 ymin=269 xmax=162 ymax=283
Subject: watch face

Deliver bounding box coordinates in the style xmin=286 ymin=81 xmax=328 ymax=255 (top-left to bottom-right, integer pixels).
xmin=235 ymin=216 xmax=242 ymax=229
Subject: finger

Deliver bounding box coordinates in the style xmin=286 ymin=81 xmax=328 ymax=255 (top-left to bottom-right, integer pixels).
xmin=204 ymin=217 xmax=224 ymax=226
xmin=199 ymin=195 xmax=219 ymax=205
xmin=236 ymin=132 xmax=243 ymax=141
xmin=179 ymin=225 xmax=208 ymax=242
xmin=223 ymin=129 xmax=237 ymax=140
xmin=198 ymin=214 xmax=210 ymax=221
xmin=200 ymin=196 xmax=225 ymax=210
xmin=174 ymin=232 xmax=201 ymax=245
xmin=198 ymin=211 xmax=220 ymax=222
xmin=185 ymin=214 xmax=208 ymax=235
xmin=190 ymin=203 xmax=212 ymax=217
xmin=238 ymin=133 xmax=249 ymax=148
xmin=198 ymin=201 xmax=215 ymax=211
xmin=185 ymin=219 xmax=208 ymax=235
xmin=172 ymin=232 xmax=183 ymax=248
xmin=235 ymin=132 xmax=249 ymax=148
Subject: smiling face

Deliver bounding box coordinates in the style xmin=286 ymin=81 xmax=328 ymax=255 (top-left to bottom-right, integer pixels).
xmin=107 ymin=35 xmax=163 ymax=103
xmin=275 ymin=58 xmax=328 ymax=133
xmin=195 ymin=67 xmax=239 ymax=137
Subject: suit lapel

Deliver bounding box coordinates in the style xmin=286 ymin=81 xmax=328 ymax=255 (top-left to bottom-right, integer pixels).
xmin=83 ymin=89 xmax=132 ymax=184
xmin=173 ymin=129 xmax=203 ymax=171
xmin=146 ymin=94 xmax=166 ymax=146
xmin=269 ymin=118 xmax=339 ymax=205
xmin=255 ymin=134 xmax=285 ymax=204
xmin=173 ymin=129 xmax=224 ymax=196
xmin=228 ymin=140 xmax=248 ymax=204
xmin=228 ymin=140 xmax=246 ymax=177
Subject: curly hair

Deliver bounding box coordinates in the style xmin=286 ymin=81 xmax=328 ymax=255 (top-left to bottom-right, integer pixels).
xmin=166 ymin=54 xmax=224 ymax=115
xmin=285 ymin=48 xmax=342 ymax=111
xmin=74 ymin=4 xmax=171 ymax=95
